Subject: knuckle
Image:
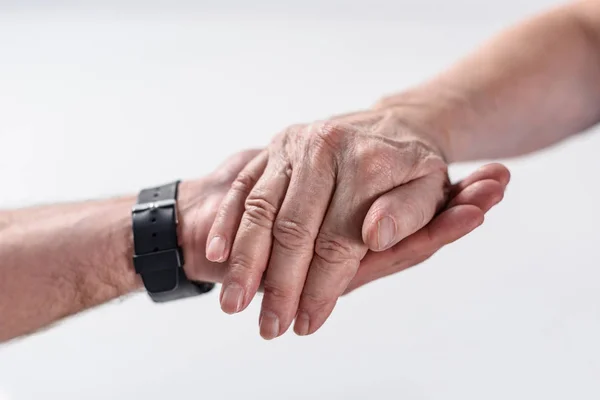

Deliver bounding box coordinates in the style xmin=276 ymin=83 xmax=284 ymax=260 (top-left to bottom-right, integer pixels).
xmin=354 ymin=143 xmax=394 ymax=183
xmin=228 ymin=251 xmax=256 ymax=276
xmin=301 ymin=291 xmax=335 ymax=313
xmin=303 ymin=122 xmax=352 ymax=177
xmin=244 ymin=195 xmax=278 ymax=229
xmin=273 ymin=217 xmax=314 ymax=251
xmin=314 ymin=121 xmax=351 ymax=150
xmin=262 ymin=279 xmax=297 ymax=304
xmin=231 ymin=172 xmax=258 ymax=196
xmin=421 ymin=152 xmax=447 ymax=174
xmin=314 ymin=233 xmax=355 ymax=265
xmin=408 ymin=140 xmax=447 ymax=176
xmin=306 ymin=146 xmax=337 ymax=181
xmin=402 ymin=140 xmax=423 ymax=170
xmin=314 ymin=256 xmax=359 ymax=287
xmin=354 ymin=141 xmax=382 ymax=161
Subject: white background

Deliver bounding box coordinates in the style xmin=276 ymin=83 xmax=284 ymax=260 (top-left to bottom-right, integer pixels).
xmin=1 ymin=0 xmax=600 ymax=399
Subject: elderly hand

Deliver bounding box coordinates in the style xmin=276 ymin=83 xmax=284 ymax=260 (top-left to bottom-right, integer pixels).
xmin=184 ymin=152 xmax=507 ymax=291
xmin=346 ymin=162 xmax=509 ymax=293
xmin=177 ymin=150 xmax=506 ymax=290
xmin=204 ymin=108 xmax=502 ymax=339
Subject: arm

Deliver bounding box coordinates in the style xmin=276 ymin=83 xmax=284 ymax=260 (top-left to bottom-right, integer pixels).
xmin=0 ymin=150 xmax=261 ymax=343
xmin=376 ymin=0 xmax=600 ymax=161
xmin=202 ymin=1 xmax=600 ymax=340
xmin=0 ymin=147 xmax=507 ymax=343
xmin=0 ymin=195 xmax=141 ymax=342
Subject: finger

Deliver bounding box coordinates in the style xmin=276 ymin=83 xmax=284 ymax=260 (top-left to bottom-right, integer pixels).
xmin=361 ymin=163 xmax=508 ymax=254
xmin=347 ymin=204 xmax=484 ymax=293
xmin=409 ymin=178 xmax=506 ymax=249
xmin=293 ymin=190 xmax=368 ymax=337
xmin=294 ymin=234 xmax=362 ymax=337
xmin=347 ymin=175 xmax=507 ymax=293
xmin=219 ymin=156 xmax=291 ymax=314
xmin=206 ymin=151 xmax=268 ymax=263
xmin=258 ymin=155 xmax=336 ymax=340
xmin=449 ymin=163 xmax=510 ymax=197
xmin=291 ymin=128 xmax=447 ymax=337
xmin=362 ymin=173 xmax=446 ymax=252
xmin=448 ymin=179 xmax=506 ymax=212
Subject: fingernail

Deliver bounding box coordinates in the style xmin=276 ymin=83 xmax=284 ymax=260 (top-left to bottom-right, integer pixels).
xmin=206 ymin=236 xmax=226 ymax=262
xmin=221 ymin=283 xmax=244 ymax=314
xmin=377 ymin=216 xmax=396 ymax=250
xmin=259 ymin=311 xmax=280 ymax=340
xmin=294 ymin=312 xmax=310 ymax=336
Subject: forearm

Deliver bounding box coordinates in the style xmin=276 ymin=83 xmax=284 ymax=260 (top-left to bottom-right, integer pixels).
xmin=377 ymin=1 xmax=600 ymax=162
xmin=0 ymin=196 xmax=142 ymax=342
xmin=0 ymin=149 xmax=261 ymax=343
xmin=0 ymin=199 xmax=108 ymax=231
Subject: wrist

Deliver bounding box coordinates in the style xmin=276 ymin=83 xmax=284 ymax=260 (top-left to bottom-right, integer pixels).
xmin=373 ymin=85 xmax=471 ymax=163
xmin=98 ymin=197 xmax=144 ymax=298
xmin=128 ymin=151 xmax=263 ymax=292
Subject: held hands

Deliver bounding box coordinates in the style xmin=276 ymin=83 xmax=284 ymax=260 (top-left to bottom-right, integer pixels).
xmin=178 ymin=148 xmax=507 ymax=299
xmin=347 ymin=162 xmax=508 ymax=293
xmin=198 ymin=108 xmax=509 ymax=340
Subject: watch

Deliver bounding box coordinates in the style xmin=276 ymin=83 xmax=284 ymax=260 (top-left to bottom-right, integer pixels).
xmin=131 ymin=180 xmax=214 ymax=302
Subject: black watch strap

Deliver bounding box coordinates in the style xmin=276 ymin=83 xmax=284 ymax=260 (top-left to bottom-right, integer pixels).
xmin=132 ymin=181 xmax=214 ymax=302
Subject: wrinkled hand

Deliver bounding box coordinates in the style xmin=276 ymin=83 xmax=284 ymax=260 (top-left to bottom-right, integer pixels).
xmin=179 ymin=149 xmax=508 ymax=339
xmin=205 ymin=109 xmax=460 ymax=340
xmin=346 ymin=162 xmax=509 ymax=293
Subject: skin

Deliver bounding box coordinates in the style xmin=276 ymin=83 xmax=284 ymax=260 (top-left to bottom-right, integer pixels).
xmin=4 ymin=0 xmax=600 ymax=343
xmin=0 ymin=150 xmax=257 ymax=342
xmin=0 ymin=149 xmax=505 ymax=343
xmin=207 ymin=0 xmax=600 ymax=339
xmin=209 ymin=112 xmax=451 ymax=340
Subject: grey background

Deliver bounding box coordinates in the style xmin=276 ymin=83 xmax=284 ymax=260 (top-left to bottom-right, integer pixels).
xmin=1 ymin=0 xmax=599 ymax=399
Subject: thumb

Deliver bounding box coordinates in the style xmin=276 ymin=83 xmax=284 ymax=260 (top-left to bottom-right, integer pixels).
xmin=362 ymin=173 xmax=446 ymax=252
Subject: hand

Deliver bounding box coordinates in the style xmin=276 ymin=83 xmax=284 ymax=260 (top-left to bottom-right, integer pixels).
xmin=205 ymin=109 xmax=459 ymax=340
xmin=176 ymin=149 xmax=507 ymax=294
xmin=346 ymin=162 xmax=509 ymax=293
xmin=176 ymin=149 xmax=264 ymax=284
